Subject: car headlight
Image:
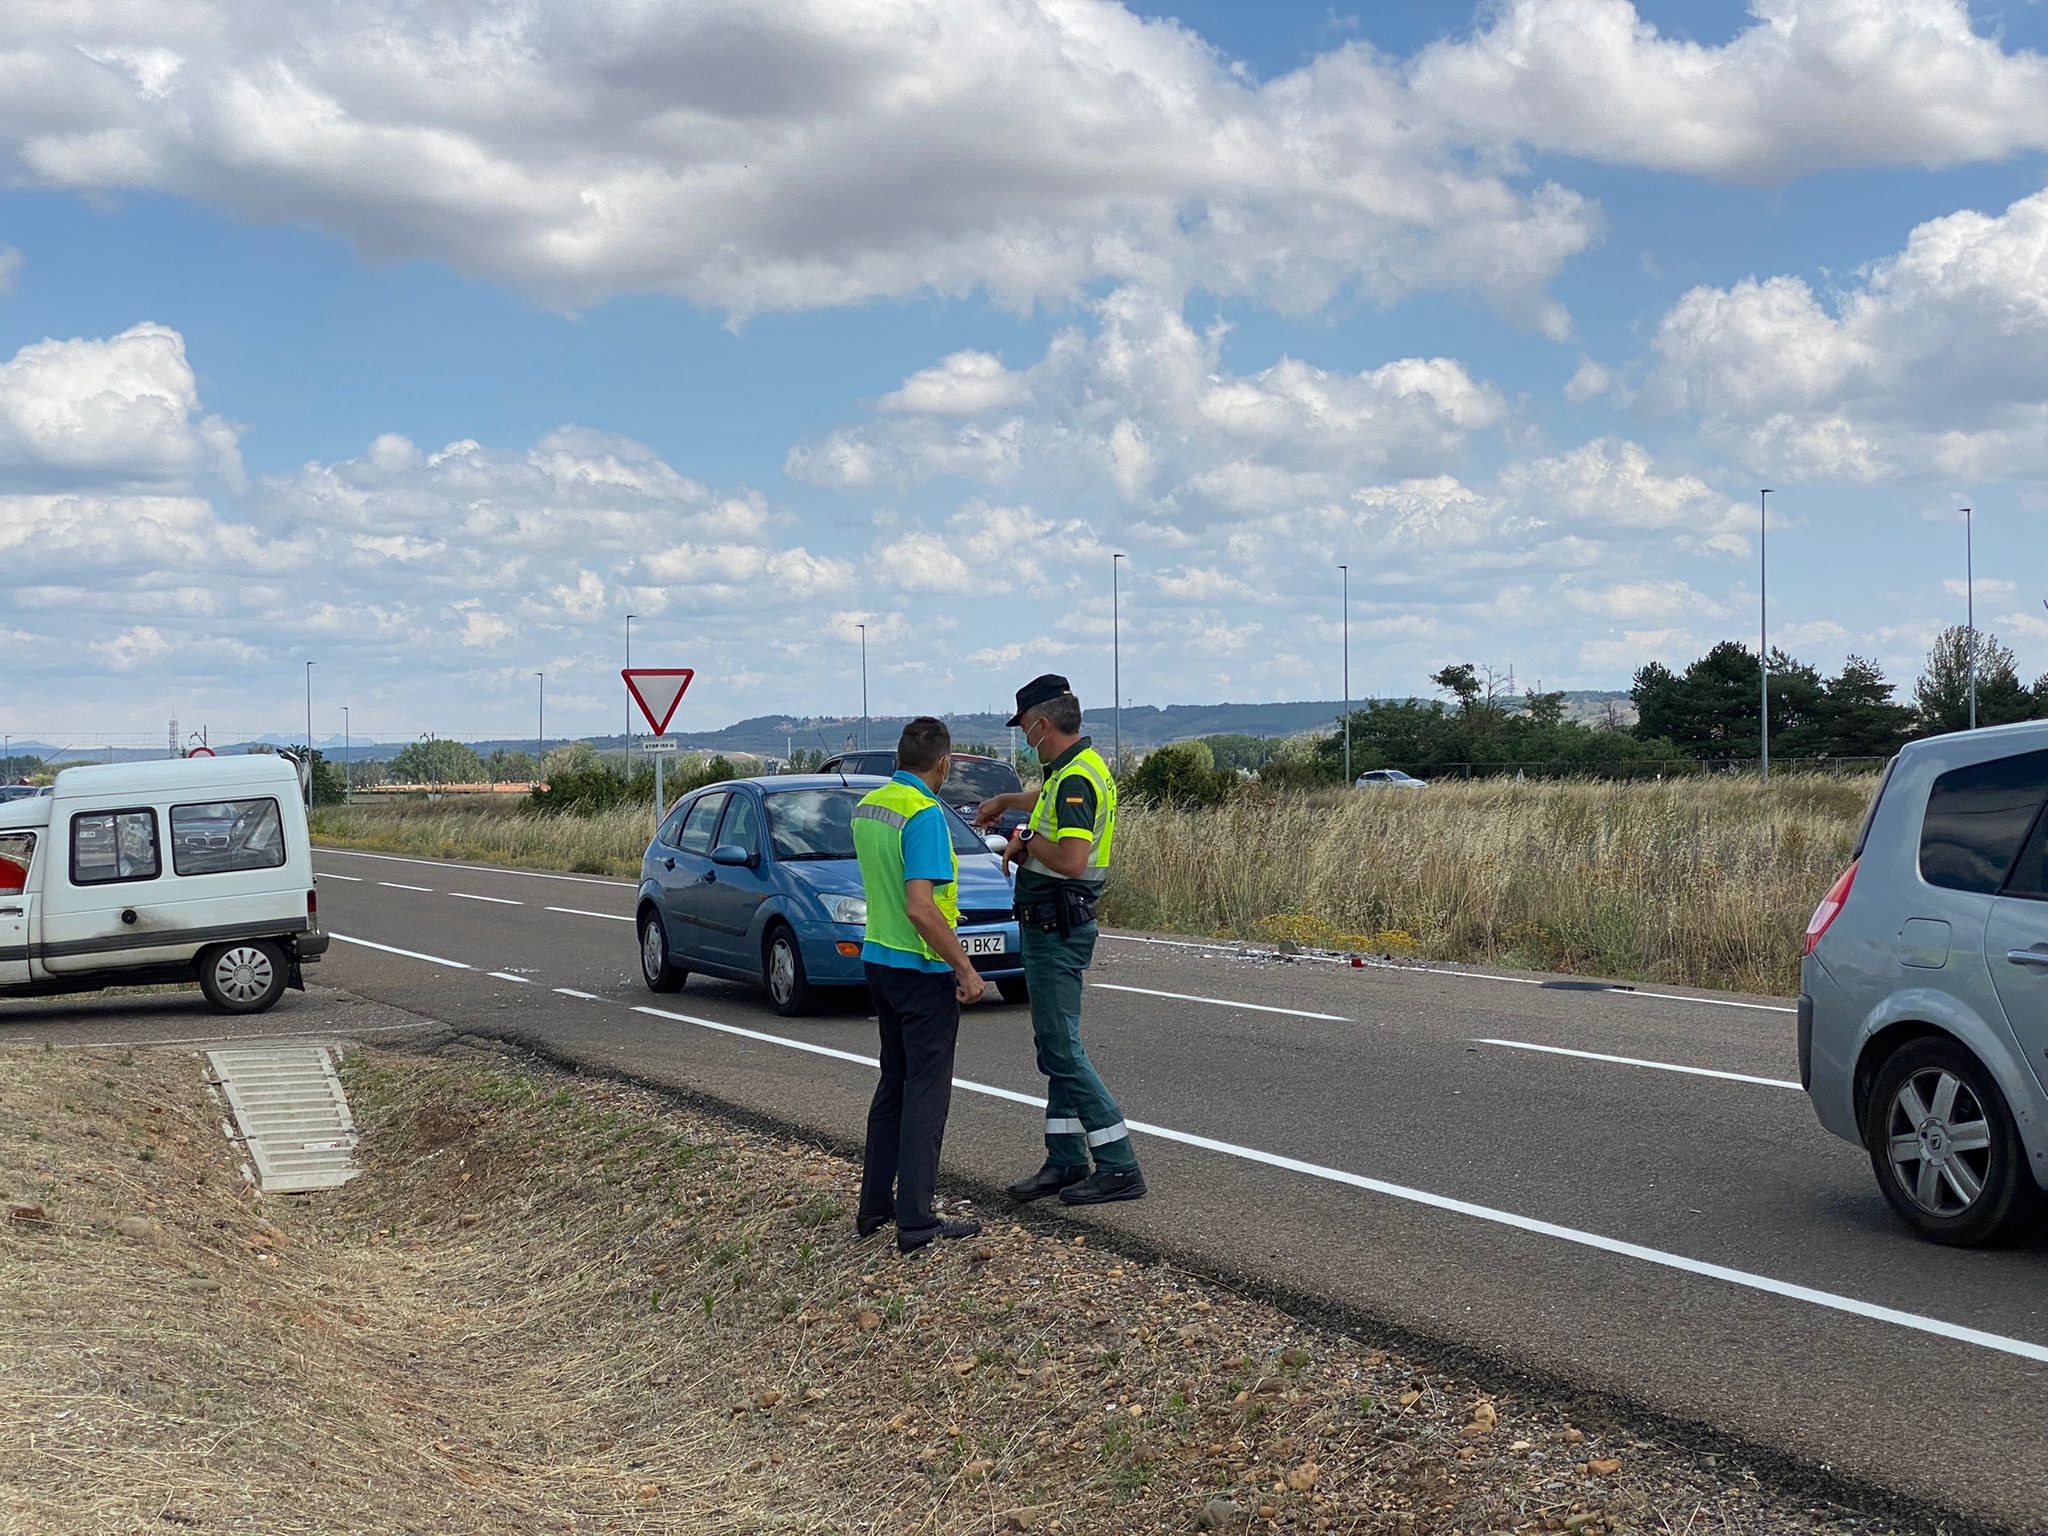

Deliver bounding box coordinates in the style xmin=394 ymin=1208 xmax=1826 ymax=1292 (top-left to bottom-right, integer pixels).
xmin=823 ymin=894 xmax=868 ymax=925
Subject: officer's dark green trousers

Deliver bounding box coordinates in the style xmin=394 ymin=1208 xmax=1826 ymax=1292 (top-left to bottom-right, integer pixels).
xmin=1021 ymin=922 xmax=1138 ymax=1173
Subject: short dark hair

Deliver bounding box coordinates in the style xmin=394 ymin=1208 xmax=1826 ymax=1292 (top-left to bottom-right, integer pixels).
xmin=897 ymin=716 xmax=952 ymax=772
xmin=1028 ymin=693 xmax=1083 ymax=735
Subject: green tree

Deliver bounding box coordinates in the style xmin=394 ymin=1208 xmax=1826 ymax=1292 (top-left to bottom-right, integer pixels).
xmin=1196 ymin=734 xmax=1271 ymax=774
xmin=1124 ymin=742 xmax=1233 ymax=808
xmin=389 ymin=737 xmax=485 ymax=786
xmin=542 ymin=741 xmax=599 ymax=780
xmin=1811 ymin=655 xmax=1915 ymax=758
xmin=1915 ymin=626 xmax=2038 ymax=734
xmin=307 ymin=749 xmax=347 ymax=806
xmin=1523 ymin=689 xmax=1567 ymax=727
xmin=484 ymin=748 xmax=537 ymax=784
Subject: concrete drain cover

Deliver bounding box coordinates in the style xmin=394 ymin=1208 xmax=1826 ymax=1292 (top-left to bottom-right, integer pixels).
xmin=205 ymin=1044 xmax=360 ymax=1193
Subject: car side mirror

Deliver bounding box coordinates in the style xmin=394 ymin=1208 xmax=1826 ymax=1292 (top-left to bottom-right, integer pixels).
xmin=711 ymin=844 xmax=753 ymax=868
xmin=984 ymin=833 xmax=1009 ymax=856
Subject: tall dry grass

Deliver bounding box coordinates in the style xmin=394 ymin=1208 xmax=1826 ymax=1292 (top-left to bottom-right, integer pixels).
xmin=313 ymin=776 xmax=1875 ymax=994
xmin=1107 ymin=775 xmax=1872 ymax=995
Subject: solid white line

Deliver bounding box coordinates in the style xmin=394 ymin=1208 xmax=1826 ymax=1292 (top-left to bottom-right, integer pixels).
xmin=452 ymin=892 xmax=522 ymax=906
xmin=317 ymin=873 xmax=364 ymax=882
xmin=1477 ymin=1038 xmax=1801 ymax=1091
xmin=330 ymin=933 xmax=471 ymax=970
xmin=317 ymin=846 xmax=633 ymax=888
xmin=546 ymin=905 xmax=633 ymax=923
xmin=487 ymin=971 xmax=535 ymax=985
xmin=1092 ymin=982 xmax=1351 ymax=1022
xmin=630 ymin=1003 xmax=2047 ymax=1364
xmin=1613 ymin=989 xmax=1798 ymax=1016
xmin=554 ymin=988 xmax=603 ymax=1001
xmin=377 ymin=881 xmax=432 ymax=893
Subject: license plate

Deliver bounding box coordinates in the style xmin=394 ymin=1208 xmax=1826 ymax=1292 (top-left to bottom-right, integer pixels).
xmin=960 ymin=933 xmax=1007 ymax=956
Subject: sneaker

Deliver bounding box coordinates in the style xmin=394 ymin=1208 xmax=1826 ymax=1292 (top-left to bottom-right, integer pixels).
xmin=1005 ymin=1163 xmax=1091 ymax=1201
xmin=1058 ymin=1168 xmax=1147 ymax=1205
xmin=897 ymin=1218 xmax=982 ymax=1254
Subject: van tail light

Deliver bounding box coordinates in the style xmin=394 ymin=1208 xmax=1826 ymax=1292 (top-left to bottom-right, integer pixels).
xmin=1803 ymin=860 xmax=1857 ymax=957
xmin=307 ymin=887 xmax=319 ymax=926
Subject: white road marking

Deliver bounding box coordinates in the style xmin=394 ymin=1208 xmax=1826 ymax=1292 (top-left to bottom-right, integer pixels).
xmin=1102 ymin=933 xmax=1542 ymax=986
xmin=41 ymin=1022 xmax=437 ymax=1049
xmin=377 ymin=881 xmax=432 ymax=893
xmin=317 ymin=873 xmax=364 ymax=882
xmin=487 ymin=971 xmax=535 ymax=985
xmin=1092 ymin=982 xmax=1351 ymax=1022
xmin=452 ymin=892 xmax=522 ymax=906
xmin=330 ymin=933 xmax=471 ymax=970
xmin=1477 ymin=1038 xmax=1801 ymax=1091
xmin=554 ymin=988 xmax=604 ymax=1001
xmin=546 ymin=905 xmax=634 ymax=923
xmin=632 ymin=1004 xmax=2047 ymax=1364
xmin=1611 ymin=989 xmax=1797 ymax=1017
xmin=317 ymin=846 xmax=633 ymax=888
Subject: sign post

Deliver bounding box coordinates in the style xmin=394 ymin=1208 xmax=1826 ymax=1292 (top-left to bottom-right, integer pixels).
xmin=622 ymin=669 xmax=695 ymax=824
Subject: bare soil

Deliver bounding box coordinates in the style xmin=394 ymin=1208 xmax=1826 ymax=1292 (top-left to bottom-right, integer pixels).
xmin=1 ymin=1043 xmax=1945 ymax=1534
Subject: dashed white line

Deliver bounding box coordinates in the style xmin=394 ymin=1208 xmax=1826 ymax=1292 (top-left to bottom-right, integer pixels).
xmin=631 ymin=1005 xmax=2047 ymax=1365
xmin=377 ymin=881 xmax=432 ymax=893
xmin=554 ymin=988 xmax=604 ymax=1001
xmin=317 ymin=873 xmax=364 ymax=882
xmin=1477 ymin=1038 xmax=1801 ymax=1091
xmin=1092 ymin=982 xmax=1351 ymax=1022
xmin=487 ymin=971 xmax=535 ymax=985
xmin=546 ymin=905 xmax=634 ymax=923
xmin=330 ymin=933 xmax=470 ymax=969
xmin=42 ymin=1022 xmax=438 ymax=1049
xmin=452 ymin=892 xmax=522 ymax=906
xmin=316 ymin=847 xmax=633 ymax=888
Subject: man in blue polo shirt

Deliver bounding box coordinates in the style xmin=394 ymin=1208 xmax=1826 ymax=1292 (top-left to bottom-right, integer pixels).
xmin=852 ymin=716 xmax=988 ymax=1254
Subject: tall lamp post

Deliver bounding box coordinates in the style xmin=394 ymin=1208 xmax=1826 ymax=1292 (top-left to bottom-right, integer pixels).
xmin=857 ymin=622 xmax=869 ymax=748
xmin=1759 ymin=489 xmax=1772 ymax=784
xmin=1112 ymin=553 xmax=1124 ymax=771
xmin=624 ymin=614 xmax=636 ymax=767
xmin=341 ymin=705 xmax=350 ymax=805
xmin=304 ymin=661 xmax=316 ymax=805
xmin=1339 ymin=563 xmax=1351 ymax=786
xmin=1963 ymin=507 xmax=1977 ymax=730
xmin=536 ymin=672 xmax=545 ymax=785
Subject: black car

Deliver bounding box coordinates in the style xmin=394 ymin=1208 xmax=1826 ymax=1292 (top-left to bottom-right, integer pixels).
xmin=818 ymin=750 xmax=1031 ymax=837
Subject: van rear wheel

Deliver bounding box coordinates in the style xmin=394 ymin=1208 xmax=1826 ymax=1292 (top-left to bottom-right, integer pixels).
xmin=198 ymin=940 xmax=288 ymax=1015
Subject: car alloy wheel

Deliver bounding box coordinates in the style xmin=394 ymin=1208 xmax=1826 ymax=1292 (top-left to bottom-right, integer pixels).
xmin=1884 ymin=1066 xmax=1993 ymax=1217
xmin=641 ymin=918 xmax=667 ymax=985
xmin=213 ymin=945 xmax=275 ymax=1006
xmin=767 ymin=934 xmax=797 ymax=1007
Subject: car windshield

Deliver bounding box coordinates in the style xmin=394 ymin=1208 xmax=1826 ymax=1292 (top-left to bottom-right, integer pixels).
xmin=944 ymin=757 xmax=1023 ymax=801
xmin=767 ymin=787 xmax=988 ymax=861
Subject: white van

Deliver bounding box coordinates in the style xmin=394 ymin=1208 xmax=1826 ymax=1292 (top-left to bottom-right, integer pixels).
xmin=0 ymin=755 xmax=327 ymax=1014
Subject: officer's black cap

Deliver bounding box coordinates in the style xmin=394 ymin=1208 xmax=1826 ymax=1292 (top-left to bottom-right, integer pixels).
xmin=1006 ymin=673 xmax=1073 ymax=728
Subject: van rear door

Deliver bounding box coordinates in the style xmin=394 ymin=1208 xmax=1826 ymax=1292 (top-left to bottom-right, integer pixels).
xmin=0 ymin=833 xmax=29 ymax=985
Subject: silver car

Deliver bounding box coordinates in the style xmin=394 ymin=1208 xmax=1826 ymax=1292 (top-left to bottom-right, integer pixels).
xmin=1802 ymin=720 xmax=2048 ymax=1245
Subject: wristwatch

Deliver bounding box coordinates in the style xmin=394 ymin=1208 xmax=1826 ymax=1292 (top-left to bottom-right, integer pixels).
xmin=1017 ymin=827 xmax=1036 ymax=845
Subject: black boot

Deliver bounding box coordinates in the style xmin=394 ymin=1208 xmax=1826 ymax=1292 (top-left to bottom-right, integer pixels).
xmin=1059 ymin=1168 xmax=1147 ymax=1205
xmin=898 ymin=1218 xmax=982 ymax=1254
xmin=855 ymin=1210 xmax=893 ymax=1239
xmin=1006 ymin=1163 xmax=1091 ymax=1202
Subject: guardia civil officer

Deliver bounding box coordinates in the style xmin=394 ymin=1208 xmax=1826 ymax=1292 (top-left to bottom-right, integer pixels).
xmin=853 ymin=716 xmax=988 ymax=1253
xmin=974 ymin=675 xmax=1146 ymax=1205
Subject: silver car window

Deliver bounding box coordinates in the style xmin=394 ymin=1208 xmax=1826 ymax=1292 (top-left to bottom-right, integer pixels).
xmin=1919 ymin=749 xmax=2048 ymax=894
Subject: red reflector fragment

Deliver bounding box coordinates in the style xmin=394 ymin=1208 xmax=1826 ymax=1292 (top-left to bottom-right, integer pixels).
xmin=1350 ymin=956 xmax=1364 ymax=968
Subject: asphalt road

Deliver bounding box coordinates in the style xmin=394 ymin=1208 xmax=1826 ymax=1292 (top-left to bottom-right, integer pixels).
xmin=9 ymin=845 xmax=2046 ymax=1530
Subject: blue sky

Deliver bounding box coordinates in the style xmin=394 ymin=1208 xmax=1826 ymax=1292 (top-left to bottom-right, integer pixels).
xmin=3 ymin=0 xmax=2048 ymax=748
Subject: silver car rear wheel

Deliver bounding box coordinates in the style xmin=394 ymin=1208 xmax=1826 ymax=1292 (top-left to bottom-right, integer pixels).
xmin=1883 ymin=1067 xmax=1992 ymax=1217
xmin=1865 ymin=1036 xmax=2041 ymax=1246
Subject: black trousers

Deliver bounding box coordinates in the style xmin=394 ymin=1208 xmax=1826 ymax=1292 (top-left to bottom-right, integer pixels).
xmin=859 ymin=962 xmax=961 ymax=1237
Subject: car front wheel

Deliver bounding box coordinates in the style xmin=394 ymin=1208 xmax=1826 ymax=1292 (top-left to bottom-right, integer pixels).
xmin=198 ymin=940 xmax=288 ymax=1015
xmin=764 ymin=925 xmax=815 ymax=1017
xmin=639 ymin=908 xmax=685 ymax=993
xmin=1866 ymin=1036 xmax=2042 ymax=1246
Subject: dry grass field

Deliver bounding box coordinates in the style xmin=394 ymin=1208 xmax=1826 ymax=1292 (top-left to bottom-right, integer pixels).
xmin=1 ymin=1044 xmax=1907 ymax=1535
xmin=313 ymin=775 xmax=1874 ymax=995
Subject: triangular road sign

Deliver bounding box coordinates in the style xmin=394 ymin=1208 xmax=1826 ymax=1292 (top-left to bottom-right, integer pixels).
xmin=622 ymin=668 xmax=696 ymax=734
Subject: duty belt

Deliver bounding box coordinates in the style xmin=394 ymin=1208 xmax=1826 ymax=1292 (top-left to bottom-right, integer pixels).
xmin=1016 ymin=886 xmax=1099 ymax=937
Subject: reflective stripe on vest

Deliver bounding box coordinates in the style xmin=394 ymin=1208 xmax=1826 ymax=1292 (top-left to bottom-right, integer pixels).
xmin=851 ymin=779 xmax=961 ymax=962
xmin=1024 ymin=746 xmax=1116 ymax=885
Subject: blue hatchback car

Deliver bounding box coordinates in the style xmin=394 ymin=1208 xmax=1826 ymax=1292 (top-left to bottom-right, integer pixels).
xmin=635 ymin=775 xmax=1027 ymax=1015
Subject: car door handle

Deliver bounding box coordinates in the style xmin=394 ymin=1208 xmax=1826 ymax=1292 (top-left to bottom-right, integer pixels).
xmin=0 ymin=905 xmax=20 ymax=917
xmin=703 ymin=871 xmax=718 ymax=885
xmin=663 ymin=857 xmax=675 ymax=870
xmin=2006 ymin=949 xmax=2048 ymax=969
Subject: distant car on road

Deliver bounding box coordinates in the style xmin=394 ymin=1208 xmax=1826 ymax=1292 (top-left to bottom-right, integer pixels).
xmin=636 ymin=775 xmax=1027 ymax=1016
xmin=1353 ymin=769 xmax=1428 ymax=790
xmin=819 ymin=749 xmax=1031 ymax=837
xmin=1802 ymin=720 xmax=2048 ymax=1245
xmin=0 ymin=784 xmax=50 ymax=803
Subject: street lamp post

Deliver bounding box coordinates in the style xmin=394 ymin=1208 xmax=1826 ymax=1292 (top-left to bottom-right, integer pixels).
xmin=1339 ymin=563 xmax=1351 ymax=786
xmin=1964 ymin=507 xmax=1977 ymax=731
xmin=536 ymin=672 xmax=545 ymax=786
xmin=625 ymin=614 xmax=636 ymax=768
xmin=857 ymin=622 xmax=869 ymax=749
xmin=341 ymin=706 xmax=351 ymax=804
xmin=304 ymin=661 xmax=316 ymax=805
xmin=418 ymin=730 xmax=435 ymax=796
xmin=1112 ymin=553 xmax=1124 ymax=771
xmin=1759 ymin=489 xmax=1772 ymax=784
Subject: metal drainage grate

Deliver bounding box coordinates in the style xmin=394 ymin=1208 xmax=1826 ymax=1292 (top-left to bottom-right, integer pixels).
xmin=205 ymin=1045 xmax=360 ymax=1193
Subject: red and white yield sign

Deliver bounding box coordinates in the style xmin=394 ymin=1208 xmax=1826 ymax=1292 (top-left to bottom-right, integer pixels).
xmin=622 ymin=668 xmax=696 ymax=735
